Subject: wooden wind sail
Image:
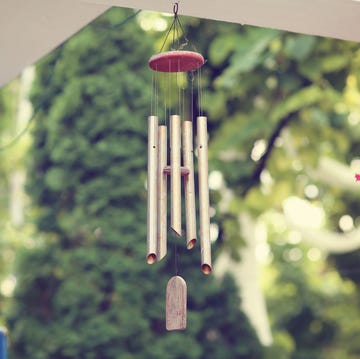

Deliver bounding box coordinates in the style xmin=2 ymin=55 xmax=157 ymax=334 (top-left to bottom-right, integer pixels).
xmin=166 ymin=276 xmax=187 ymax=331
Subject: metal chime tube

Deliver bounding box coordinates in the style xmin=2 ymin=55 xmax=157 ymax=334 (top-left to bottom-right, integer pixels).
xmin=197 ymin=116 xmax=212 ymax=274
xmin=147 ymin=115 xmax=158 ymax=264
xmin=170 ymin=115 xmax=182 ymax=237
xmin=182 ymin=120 xmax=197 ymax=250
xmin=157 ymin=125 xmax=168 ymax=261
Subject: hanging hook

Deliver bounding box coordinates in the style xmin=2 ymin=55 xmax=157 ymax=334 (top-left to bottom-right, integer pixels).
xmin=173 ymin=2 xmax=179 ymax=18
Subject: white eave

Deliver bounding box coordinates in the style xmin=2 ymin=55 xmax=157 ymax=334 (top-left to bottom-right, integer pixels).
xmin=1 ymin=0 xmax=360 ymax=87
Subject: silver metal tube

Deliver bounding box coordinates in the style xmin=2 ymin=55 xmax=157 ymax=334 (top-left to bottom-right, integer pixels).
xmin=182 ymin=120 xmax=196 ymax=250
xmin=157 ymin=125 xmax=167 ymax=261
xmin=170 ymin=115 xmax=182 ymax=237
xmin=146 ymin=115 xmax=158 ymax=264
xmin=197 ymin=116 xmax=212 ymax=274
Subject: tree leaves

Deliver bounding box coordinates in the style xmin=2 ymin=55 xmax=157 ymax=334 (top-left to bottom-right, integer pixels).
xmin=212 ymin=28 xmax=280 ymax=88
xmin=284 ymin=35 xmax=317 ymax=61
xmin=299 ymin=55 xmax=350 ymax=81
xmin=270 ymin=85 xmax=324 ymax=122
xmin=209 ymin=33 xmax=243 ymax=66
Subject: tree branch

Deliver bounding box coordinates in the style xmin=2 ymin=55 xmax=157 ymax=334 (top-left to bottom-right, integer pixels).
xmin=242 ymin=111 xmax=297 ymax=196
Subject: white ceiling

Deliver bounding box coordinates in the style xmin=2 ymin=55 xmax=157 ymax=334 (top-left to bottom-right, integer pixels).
xmin=1 ymin=0 xmax=360 ymax=87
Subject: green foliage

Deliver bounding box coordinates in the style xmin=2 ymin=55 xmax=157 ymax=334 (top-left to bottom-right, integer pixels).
xmin=264 ymin=226 xmax=360 ymax=359
xmin=213 ymin=28 xmax=280 ymax=88
xmin=201 ymin=22 xmax=360 ymax=228
xmin=283 ymin=34 xmax=316 ymax=61
xmin=191 ymin=17 xmax=360 ymax=359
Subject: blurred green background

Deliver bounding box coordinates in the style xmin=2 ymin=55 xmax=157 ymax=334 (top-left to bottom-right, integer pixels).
xmin=0 ymin=7 xmax=360 ymax=359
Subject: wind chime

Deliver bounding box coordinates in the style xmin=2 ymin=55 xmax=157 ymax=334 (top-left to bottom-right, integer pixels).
xmin=146 ymin=3 xmax=212 ymax=331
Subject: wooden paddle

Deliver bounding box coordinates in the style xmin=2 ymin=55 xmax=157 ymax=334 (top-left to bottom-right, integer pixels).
xmin=166 ymin=276 xmax=187 ymax=330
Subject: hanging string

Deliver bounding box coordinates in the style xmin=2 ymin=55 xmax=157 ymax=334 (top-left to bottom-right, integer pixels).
xmin=159 ymin=10 xmax=177 ymax=52
xmin=172 ymin=10 xmax=177 ymax=50
xmin=150 ymin=71 xmax=160 ymax=117
xmin=177 ymin=57 xmax=183 ymax=117
xmin=173 ymin=233 xmax=182 ymax=276
xmin=173 ymin=2 xmax=190 ymax=51
xmin=151 ymin=72 xmax=155 ymax=116
xmin=163 ymin=73 xmax=167 ymax=126
xmin=189 ymin=71 xmax=194 ymax=122
xmin=197 ymin=67 xmax=203 ymax=117
xmin=155 ymin=72 xmax=159 ymax=118
xmin=168 ymin=68 xmax=172 ymax=118
xmin=182 ymin=87 xmax=186 ymax=121
xmin=174 ymin=240 xmax=179 ymax=276
xmin=159 ymin=2 xmax=189 ymax=53
xmin=177 ymin=73 xmax=180 ymax=116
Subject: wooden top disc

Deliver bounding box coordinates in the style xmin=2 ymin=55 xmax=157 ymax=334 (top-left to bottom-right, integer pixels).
xmin=149 ymin=51 xmax=205 ymax=73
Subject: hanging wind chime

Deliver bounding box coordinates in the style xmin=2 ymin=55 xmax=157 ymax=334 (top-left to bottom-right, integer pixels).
xmin=146 ymin=3 xmax=212 ymax=331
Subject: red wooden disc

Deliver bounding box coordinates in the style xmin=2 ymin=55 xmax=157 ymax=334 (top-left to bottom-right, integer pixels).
xmin=149 ymin=51 xmax=205 ymax=72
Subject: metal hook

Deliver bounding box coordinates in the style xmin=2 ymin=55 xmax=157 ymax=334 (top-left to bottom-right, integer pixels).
xmin=173 ymin=2 xmax=179 ymax=17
